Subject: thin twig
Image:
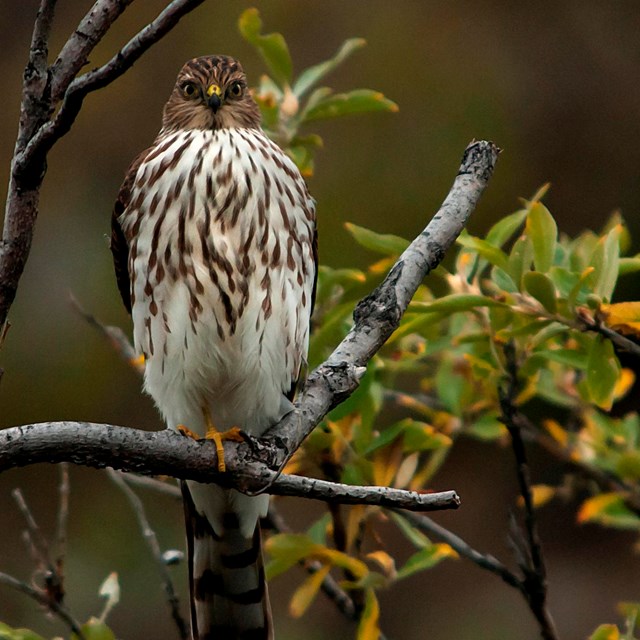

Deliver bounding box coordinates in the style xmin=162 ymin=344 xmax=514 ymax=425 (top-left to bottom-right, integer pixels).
xmin=55 ymin=463 xmax=70 ymax=583
xmin=12 ymin=488 xmax=53 ymax=573
xmin=391 ymin=510 xmax=524 ymax=592
xmin=108 ymin=469 xmax=189 ymax=639
xmin=499 ymin=342 xmax=559 ymax=640
xmin=69 ymin=292 xmax=142 ymax=372
xmin=0 ymin=572 xmax=85 ymax=639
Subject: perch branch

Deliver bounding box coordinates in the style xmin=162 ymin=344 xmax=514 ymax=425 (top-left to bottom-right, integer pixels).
xmin=108 ymin=469 xmax=188 ymax=639
xmin=0 ymin=421 xmax=459 ymax=512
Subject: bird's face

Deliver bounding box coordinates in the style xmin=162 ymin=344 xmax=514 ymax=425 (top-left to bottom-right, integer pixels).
xmin=161 ymin=55 xmax=261 ymax=133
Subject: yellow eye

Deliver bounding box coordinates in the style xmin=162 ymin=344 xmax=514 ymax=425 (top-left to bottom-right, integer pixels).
xmin=228 ymin=82 xmax=243 ymax=98
xmin=182 ymin=82 xmax=198 ymax=99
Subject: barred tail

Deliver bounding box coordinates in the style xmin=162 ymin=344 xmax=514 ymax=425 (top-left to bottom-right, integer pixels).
xmin=182 ymin=483 xmax=272 ymax=640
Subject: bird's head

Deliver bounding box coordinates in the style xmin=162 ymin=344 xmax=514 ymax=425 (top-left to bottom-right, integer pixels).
xmin=161 ymin=55 xmax=261 ymax=133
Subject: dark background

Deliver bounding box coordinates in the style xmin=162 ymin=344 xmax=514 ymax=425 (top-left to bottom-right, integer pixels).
xmin=1 ymin=2 xmax=639 ymax=638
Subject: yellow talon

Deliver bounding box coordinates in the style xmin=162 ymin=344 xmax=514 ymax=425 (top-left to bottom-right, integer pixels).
xmin=202 ymin=407 xmax=245 ymax=473
xmin=130 ymin=354 xmax=146 ymax=372
xmin=177 ymin=424 xmax=200 ymax=440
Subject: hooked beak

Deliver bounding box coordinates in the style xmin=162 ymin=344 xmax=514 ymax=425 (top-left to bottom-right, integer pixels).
xmin=207 ymin=84 xmax=222 ymax=112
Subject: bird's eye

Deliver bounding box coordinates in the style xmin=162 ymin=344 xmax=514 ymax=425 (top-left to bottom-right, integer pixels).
xmin=181 ymin=82 xmax=198 ymax=99
xmin=228 ymin=82 xmax=243 ymax=98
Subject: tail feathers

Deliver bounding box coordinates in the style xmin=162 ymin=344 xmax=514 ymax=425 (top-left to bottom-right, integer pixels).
xmin=182 ymin=483 xmax=272 ymax=640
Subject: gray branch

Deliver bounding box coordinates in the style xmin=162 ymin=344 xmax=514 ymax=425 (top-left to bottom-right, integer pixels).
xmin=0 ymin=421 xmax=459 ymax=512
xmin=1 ymin=0 xmax=205 ymax=333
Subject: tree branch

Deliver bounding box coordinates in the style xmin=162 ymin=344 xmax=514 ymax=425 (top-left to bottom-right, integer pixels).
xmin=499 ymin=342 xmax=559 ymax=640
xmin=1 ymin=0 xmax=205 ymax=335
xmin=108 ymin=470 xmax=188 ymax=639
xmin=0 ymin=421 xmax=459 ymax=512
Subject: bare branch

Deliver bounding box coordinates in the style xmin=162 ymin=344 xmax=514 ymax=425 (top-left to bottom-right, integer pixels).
xmin=0 ymin=572 xmax=85 ymax=639
xmin=108 ymin=469 xmax=188 ymax=639
xmin=499 ymin=342 xmax=559 ymax=640
xmin=50 ymin=0 xmax=135 ymax=103
xmin=0 ymin=421 xmax=460 ymax=512
xmin=1 ymin=0 xmax=205 ymax=334
xmin=55 ymin=463 xmax=70 ymax=568
xmin=19 ymin=0 xmax=207 ymax=173
xmin=69 ymin=293 xmax=142 ymax=371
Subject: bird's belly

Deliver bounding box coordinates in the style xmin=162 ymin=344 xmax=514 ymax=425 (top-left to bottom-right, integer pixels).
xmin=132 ymin=259 xmax=302 ymax=436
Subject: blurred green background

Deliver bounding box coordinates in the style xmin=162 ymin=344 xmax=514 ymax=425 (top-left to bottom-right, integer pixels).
xmin=1 ymin=1 xmax=639 ymax=638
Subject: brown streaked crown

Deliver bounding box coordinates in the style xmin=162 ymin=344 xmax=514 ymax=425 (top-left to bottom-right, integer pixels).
xmin=161 ymin=55 xmax=261 ymax=134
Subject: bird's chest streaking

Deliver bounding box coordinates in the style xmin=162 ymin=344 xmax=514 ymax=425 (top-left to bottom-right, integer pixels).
xmin=119 ymin=127 xmax=316 ymax=435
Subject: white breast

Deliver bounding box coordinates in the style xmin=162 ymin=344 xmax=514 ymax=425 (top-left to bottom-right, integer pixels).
xmin=120 ymin=128 xmax=316 ymax=436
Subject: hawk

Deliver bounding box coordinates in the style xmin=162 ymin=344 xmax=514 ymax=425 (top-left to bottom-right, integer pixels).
xmin=111 ymin=55 xmax=317 ymax=639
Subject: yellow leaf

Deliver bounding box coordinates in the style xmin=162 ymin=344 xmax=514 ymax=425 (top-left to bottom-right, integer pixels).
xmin=543 ymin=419 xmax=568 ymax=447
xmin=614 ymin=368 xmax=635 ymax=400
xmin=357 ymin=589 xmax=380 ymax=640
xmin=394 ymin=452 xmax=419 ymax=489
xmin=289 ymin=564 xmax=331 ymax=618
xmin=366 ymin=550 xmax=396 ymax=578
xmin=346 ymin=505 xmax=366 ymax=552
xmin=600 ymin=302 xmax=640 ymax=337
xmin=517 ymin=484 xmax=556 ymax=509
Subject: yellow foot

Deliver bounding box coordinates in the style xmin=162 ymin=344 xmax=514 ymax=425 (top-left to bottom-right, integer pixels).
xmin=177 ymin=424 xmax=200 ymax=440
xmin=205 ymin=426 xmax=245 ymax=473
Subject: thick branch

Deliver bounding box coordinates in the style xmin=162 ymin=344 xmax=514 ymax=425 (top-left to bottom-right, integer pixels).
xmin=0 ymin=422 xmax=459 ymax=512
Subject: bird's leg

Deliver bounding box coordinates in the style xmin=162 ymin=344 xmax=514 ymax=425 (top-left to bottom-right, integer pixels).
xmin=202 ymin=405 xmax=244 ymax=473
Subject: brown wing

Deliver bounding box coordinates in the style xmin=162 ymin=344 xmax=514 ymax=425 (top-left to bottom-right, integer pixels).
xmin=286 ymin=223 xmax=318 ymax=402
xmin=110 ymin=149 xmax=150 ymax=314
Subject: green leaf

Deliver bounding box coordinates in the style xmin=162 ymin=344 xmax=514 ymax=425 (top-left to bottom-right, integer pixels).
xmin=485 ymin=209 xmax=527 ymax=248
xmin=410 ymin=294 xmax=506 ymax=314
xmin=72 ymin=620 xmax=116 ymax=640
xmin=591 ymin=225 xmax=621 ymax=301
xmin=526 ymin=202 xmax=557 ymax=273
xmin=589 ymin=624 xmax=620 ymax=640
xmin=238 ymin=9 xmax=292 ymax=86
xmin=533 ymin=349 xmax=587 ymax=369
xmin=586 ymin=336 xmax=620 ymax=410
xmin=579 ymin=493 xmax=640 ymax=531
xmin=396 ymin=544 xmax=457 ymax=579
xmin=345 ymin=222 xmax=409 ymax=256
xmin=293 ymin=38 xmax=366 ymax=98
xmin=303 ymin=89 xmax=398 ymax=122
xmin=467 ymin=415 xmax=506 ymax=441
xmin=457 ymin=232 xmax=510 ymax=272
xmin=363 ymin=420 xmax=408 ymax=455
xmin=508 ymin=235 xmax=534 ymax=289
xmin=0 ymin=623 xmax=46 ymax=640
xmin=523 ymin=271 xmax=557 ymax=313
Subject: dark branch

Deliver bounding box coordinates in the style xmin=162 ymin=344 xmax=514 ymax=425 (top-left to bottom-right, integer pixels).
xmin=19 ymin=0 xmax=207 ymax=172
xmin=0 ymin=571 xmax=85 ymax=639
xmin=499 ymin=342 xmax=559 ymax=640
xmin=391 ymin=510 xmax=524 ymax=593
xmin=1 ymin=0 xmax=205 ymax=335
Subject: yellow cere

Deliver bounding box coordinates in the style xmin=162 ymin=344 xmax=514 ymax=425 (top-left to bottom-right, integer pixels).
xmin=207 ymin=84 xmax=222 ymax=97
